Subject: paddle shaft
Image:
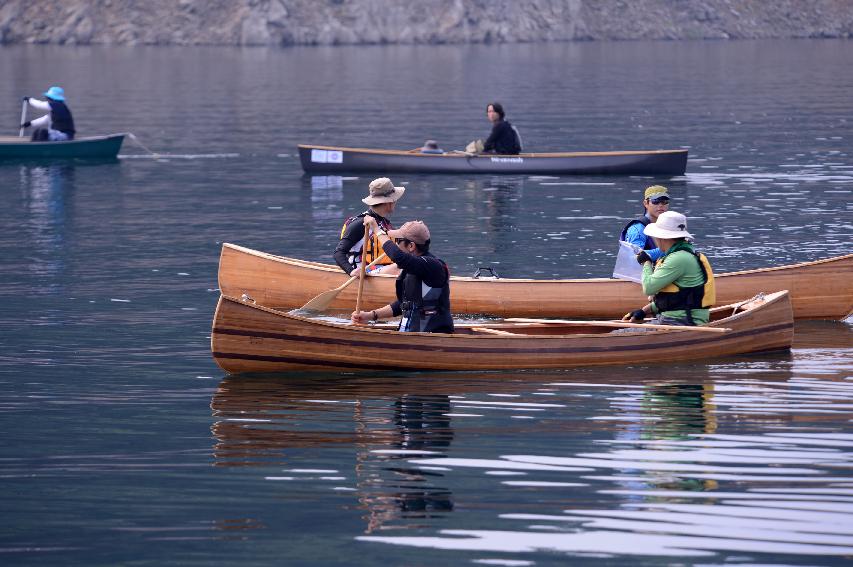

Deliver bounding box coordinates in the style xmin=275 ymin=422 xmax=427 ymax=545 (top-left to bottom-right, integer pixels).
xmin=354 ymin=224 xmax=370 ymax=314
xmin=19 ymin=100 xmax=27 ymax=137
xmin=505 ymin=318 xmax=730 ymax=333
xmin=298 ymin=253 xmax=387 ymax=312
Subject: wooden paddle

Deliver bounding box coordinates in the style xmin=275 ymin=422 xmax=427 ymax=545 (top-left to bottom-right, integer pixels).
xmin=300 ymin=253 xmax=387 ymax=312
xmin=19 ymin=99 xmax=27 ymax=137
xmin=353 ymin=225 xmax=372 ymax=319
xmin=505 ymin=318 xmax=731 ymax=333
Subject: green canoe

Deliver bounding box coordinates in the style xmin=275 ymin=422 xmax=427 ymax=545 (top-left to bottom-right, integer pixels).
xmin=0 ymin=133 xmax=125 ymax=160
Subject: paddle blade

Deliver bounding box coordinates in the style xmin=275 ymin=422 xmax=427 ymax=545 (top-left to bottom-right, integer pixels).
xmin=299 ymin=275 xmax=357 ymax=312
xmin=299 ymin=253 xmax=385 ymax=313
xmin=300 ymin=288 xmax=343 ymax=312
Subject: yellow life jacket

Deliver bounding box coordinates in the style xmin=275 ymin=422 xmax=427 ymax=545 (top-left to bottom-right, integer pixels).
xmin=654 ymin=246 xmax=716 ymax=311
xmin=341 ymin=214 xmax=394 ymax=268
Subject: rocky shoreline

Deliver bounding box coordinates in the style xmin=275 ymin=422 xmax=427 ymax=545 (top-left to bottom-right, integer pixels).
xmin=1 ymin=0 xmax=851 ymax=46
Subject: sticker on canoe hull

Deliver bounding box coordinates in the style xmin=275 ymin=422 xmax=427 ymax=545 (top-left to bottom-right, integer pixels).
xmin=490 ymin=157 xmax=523 ymax=164
xmin=311 ymin=149 xmax=344 ymax=164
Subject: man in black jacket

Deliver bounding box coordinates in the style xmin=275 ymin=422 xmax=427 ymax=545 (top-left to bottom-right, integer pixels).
xmin=351 ymin=218 xmax=453 ymax=334
xmin=482 ymin=102 xmax=521 ymax=155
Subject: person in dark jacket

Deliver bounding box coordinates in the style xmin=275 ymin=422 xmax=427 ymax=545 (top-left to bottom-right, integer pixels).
xmin=351 ymin=217 xmax=453 ymax=334
xmin=21 ymin=86 xmax=76 ymax=142
xmin=334 ymin=177 xmax=405 ymax=277
xmin=482 ymin=102 xmax=521 ymax=155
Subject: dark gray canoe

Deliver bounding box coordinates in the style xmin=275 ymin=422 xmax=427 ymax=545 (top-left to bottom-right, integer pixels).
xmin=299 ymin=144 xmax=688 ymax=175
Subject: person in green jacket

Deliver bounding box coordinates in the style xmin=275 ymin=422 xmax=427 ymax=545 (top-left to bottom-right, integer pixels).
xmin=624 ymin=211 xmax=716 ymax=326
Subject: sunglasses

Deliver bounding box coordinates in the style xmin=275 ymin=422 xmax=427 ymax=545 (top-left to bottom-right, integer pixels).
xmin=649 ymin=197 xmax=670 ymax=205
xmin=395 ymin=238 xmax=412 ymax=245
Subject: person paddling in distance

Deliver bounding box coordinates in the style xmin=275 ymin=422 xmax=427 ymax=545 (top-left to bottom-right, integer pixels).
xmin=472 ymin=102 xmax=522 ymax=155
xmin=619 ymin=185 xmax=670 ymax=262
xmin=334 ymin=177 xmax=404 ymax=278
xmin=623 ymin=211 xmax=716 ymax=326
xmin=20 ymin=86 xmax=76 ymax=142
xmin=351 ymin=218 xmax=453 ymax=334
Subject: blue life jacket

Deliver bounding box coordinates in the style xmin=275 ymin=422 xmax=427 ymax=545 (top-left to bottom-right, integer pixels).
xmin=620 ymin=216 xmax=654 ymax=250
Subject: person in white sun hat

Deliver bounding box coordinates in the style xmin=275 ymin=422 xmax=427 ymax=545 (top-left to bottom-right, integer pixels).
xmin=623 ymin=210 xmax=717 ymax=327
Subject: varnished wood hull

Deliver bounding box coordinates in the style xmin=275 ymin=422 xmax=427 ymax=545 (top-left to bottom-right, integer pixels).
xmin=218 ymin=244 xmax=853 ymax=321
xmin=210 ymin=291 xmax=794 ymax=374
xmin=298 ymin=144 xmax=688 ymax=175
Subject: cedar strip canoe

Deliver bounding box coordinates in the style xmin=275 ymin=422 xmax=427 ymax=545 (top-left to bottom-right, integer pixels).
xmin=298 ymin=144 xmax=688 ymax=175
xmin=210 ymin=291 xmax=794 ymax=374
xmin=0 ymin=133 xmax=125 ymax=160
xmin=218 ymin=243 xmax=853 ymax=321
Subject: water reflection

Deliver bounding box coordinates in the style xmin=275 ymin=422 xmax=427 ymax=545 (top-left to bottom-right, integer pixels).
xmin=306 ymin=175 xmax=345 ymax=225
xmin=356 ymin=394 xmax=454 ymax=532
xmin=19 ymin=163 xmax=74 ymax=291
xmin=210 ymin=376 xmax=458 ymax=532
xmin=352 ymin=359 xmax=853 ymax=561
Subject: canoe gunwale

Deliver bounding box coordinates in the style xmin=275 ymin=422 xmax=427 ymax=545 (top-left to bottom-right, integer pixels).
xmin=0 ymin=132 xmax=128 ymax=146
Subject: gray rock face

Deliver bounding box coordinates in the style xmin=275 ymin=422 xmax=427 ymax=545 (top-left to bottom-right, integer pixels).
xmin=1 ymin=0 xmax=851 ymax=46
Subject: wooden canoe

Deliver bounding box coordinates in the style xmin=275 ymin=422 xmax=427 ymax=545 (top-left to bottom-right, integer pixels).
xmin=298 ymin=144 xmax=688 ymax=175
xmin=0 ymin=133 xmax=125 ymax=160
xmin=210 ymin=290 xmax=794 ymax=374
xmin=218 ymin=243 xmax=853 ymax=321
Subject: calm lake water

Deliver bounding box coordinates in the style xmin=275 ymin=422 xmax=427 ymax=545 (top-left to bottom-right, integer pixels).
xmin=1 ymin=40 xmax=852 ymax=566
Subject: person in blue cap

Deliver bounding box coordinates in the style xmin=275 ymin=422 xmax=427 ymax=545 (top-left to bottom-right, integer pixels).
xmin=21 ymin=86 xmax=76 ymax=142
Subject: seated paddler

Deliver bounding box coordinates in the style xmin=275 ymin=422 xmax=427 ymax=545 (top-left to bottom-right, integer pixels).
xmin=420 ymin=139 xmax=444 ymax=154
xmin=351 ymin=218 xmax=453 ymax=334
xmin=619 ymin=185 xmax=670 ymax=262
xmin=21 ymin=86 xmax=76 ymax=142
xmin=623 ymin=210 xmax=716 ymax=327
xmin=334 ymin=177 xmax=404 ymax=278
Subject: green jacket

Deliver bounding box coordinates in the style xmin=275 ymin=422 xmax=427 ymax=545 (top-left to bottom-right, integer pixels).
xmin=641 ymin=244 xmax=710 ymax=325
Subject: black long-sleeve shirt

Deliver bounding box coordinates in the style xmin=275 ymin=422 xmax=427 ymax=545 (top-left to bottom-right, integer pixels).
xmin=483 ymin=120 xmax=520 ymax=155
xmin=383 ymin=240 xmax=453 ymax=333
xmin=333 ymin=210 xmax=391 ymax=273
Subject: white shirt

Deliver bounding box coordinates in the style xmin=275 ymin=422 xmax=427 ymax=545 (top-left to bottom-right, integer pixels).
xmin=27 ymin=98 xmax=53 ymax=129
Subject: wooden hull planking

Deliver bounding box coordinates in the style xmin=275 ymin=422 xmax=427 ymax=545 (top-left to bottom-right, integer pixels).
xmin=210 ymin=290 xmax=794 ymax=374
xmin=218 ymin=243 xmax=853 ymax=321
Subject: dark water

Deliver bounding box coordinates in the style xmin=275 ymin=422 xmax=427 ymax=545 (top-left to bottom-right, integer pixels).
xmin=1 ymin=41 xmax=852 ymax=565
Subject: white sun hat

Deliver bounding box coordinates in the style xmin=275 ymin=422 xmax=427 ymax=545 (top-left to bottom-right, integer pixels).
xmin=643 ymin=211 xmax=693 ymax=240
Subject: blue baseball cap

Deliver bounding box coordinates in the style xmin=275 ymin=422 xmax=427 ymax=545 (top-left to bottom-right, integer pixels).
xmin=43 ymin=86 xmax=66 ymax=102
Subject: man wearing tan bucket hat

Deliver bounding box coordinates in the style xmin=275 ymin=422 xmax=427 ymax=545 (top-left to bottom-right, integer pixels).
xmin=619 ymin=185 xmax=671 ymax=263
xmin=334 ymin=177 xmax=406 ymax=277
xmin=623 ymin=210 xmax=717 ymax=327
xmin=351 ymin=217 xmax=453 ymax=334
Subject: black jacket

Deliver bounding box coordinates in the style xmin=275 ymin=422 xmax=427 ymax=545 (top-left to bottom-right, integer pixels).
xmin=483 ymin=120 xmax=520 ymax=155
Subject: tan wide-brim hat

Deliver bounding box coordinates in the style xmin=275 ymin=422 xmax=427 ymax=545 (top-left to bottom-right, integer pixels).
xmin=644 ymin=211 xmax=693 ymax=240
xmin=362 ymin=177 xmax=405 ymax=206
